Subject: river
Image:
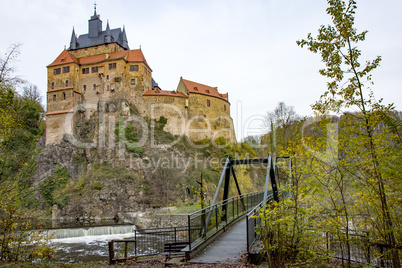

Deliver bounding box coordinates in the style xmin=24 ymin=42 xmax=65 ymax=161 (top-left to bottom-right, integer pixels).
xmin=47 ymin=225 xmax=138 ymax=263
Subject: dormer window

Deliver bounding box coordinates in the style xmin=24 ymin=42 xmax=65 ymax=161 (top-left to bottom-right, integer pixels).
xmin=194 ymin=87 xmax=198 ymax=91
xmin=206 ymin=89 xmax=210 ymax=93
xmin=61 ymin=59 xmax=65 ymax=62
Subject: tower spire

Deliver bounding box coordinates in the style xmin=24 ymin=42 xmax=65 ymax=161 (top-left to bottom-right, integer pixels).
xmin=69 ymin=27 xmax=78 ymax=50
xmin=120 ymin=25 xmax=129 ymax=49
xmin=104 ymin=20 xmax=111 ymax=43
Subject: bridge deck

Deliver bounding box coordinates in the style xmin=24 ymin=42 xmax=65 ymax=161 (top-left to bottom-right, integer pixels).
xmin=189 ymin=219 xmax=248 ymax=265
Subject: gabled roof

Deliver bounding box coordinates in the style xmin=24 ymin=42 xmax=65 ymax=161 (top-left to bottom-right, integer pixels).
xmin=47 ymin=50 xmax=79 ymax=67
xmin=143 ymin=89 xmax=187 ymax=98
xmin=182 ymin=78 xmax=229 ymax=102
xmin=126 ymin=49 xmax=147 ymax=63
xmin=47 ymin=49 xmax=151 ymax=69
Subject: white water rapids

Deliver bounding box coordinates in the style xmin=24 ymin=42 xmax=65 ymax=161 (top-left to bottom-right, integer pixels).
xmin=48 ymin=225 xmax=137 ymax=263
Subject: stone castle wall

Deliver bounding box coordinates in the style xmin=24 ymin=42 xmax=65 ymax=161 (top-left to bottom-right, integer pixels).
xmin=70 ymin=43 xmax=124 ymax=58
xmin=46 ymin=45 xmax=236 ymax=145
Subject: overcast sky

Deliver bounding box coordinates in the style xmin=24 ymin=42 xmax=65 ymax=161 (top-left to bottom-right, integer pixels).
xmin=1 ymin=0 xmax=401 ymax=140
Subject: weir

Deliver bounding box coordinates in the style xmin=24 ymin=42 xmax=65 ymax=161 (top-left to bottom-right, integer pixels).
xmin=44 ymin=225 xmax=136 ymax=239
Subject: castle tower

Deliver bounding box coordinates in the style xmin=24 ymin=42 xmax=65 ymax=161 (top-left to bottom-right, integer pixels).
xmin=46 ymin=8 xmax=152 ymax=145
xmin=88 ymin=7 xmax=102 ymax=38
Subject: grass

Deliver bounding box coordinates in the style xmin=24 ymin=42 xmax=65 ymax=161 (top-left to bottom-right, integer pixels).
xmin=158 ymin=204 xmax=202 ymax=215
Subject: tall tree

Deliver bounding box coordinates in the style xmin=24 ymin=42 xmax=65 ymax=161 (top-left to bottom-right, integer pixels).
xmin=265 ymin=102 xmax=300 ymax=153
xmin=297 ymin=0 xmax=400 ymax=266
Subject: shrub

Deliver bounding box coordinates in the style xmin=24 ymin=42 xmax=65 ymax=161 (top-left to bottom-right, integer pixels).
xmin=93 ymin=181 xmax=103 ymax=190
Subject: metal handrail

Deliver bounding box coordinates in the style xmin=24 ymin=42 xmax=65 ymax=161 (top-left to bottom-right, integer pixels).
xmin=246 ymin=189 xmax=286 ymax=254
xmin=188 ymin=191 xmax=263 ymax=219
xmin=187 ymin=191 xmax=265 ymax=251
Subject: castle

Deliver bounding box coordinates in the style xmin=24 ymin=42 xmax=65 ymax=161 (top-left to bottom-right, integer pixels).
xmin=46 ymin=8 xmax=235 ymax=145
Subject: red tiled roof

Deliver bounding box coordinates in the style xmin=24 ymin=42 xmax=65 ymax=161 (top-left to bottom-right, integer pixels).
xmin=126 ymin=49 xmax=146 ymax=62
xmin=79 ymin=54 xmax=106 ymax=65
xmin=143 ymin=89 xmax=187 ymax=98
xmin=47 ymin=50 xmax=79 ymax=67
xmin=47 ymin=49 xmax=150 ymax=70
xmin=47 ymin=86 xmax=74 ymax=92
xmin=182 ymin=78 xmax=228 ymax=102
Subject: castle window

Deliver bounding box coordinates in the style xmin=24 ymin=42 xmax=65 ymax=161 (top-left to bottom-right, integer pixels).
xmin=172 ymin=98 xmax=175 ymax=101
xmin=107 ymin=75 xmax=109 ymax=80
xmin=131 ymin=79 xmax=135 ymax=85
xmin=83 ymin=85 xmax=86 ymax=91
xmin=54 ymin=68 xmax=61 ymax=75
xmin=51 ymin=82 xmax=54 ymax=89
xmin=82 ymin=68 xmax=89 ymax=74
xmin=93 ymin=84 xmax=96 ymax=90
xmin=91 ymin=66 xmax=98 ymax=73
xmin=130 ymin=65 xmax=139 ymax=71
xmin=63 ymin=66 xmax=70 ymax=73
xmin=224 ymin=104 xmax=226 ymax=111
xmin=65 ymin=80 xmax=69 ymax=87
xmin=53 ymin=94 xmax=56 ymax=102
xmin=207 ymin=100 xmax=210 ymax=107
xmin=108 ymin=63 xmax=116 ymax=70
xmin=154 ymin=98 xmax=157 ymax=103
xmin=107 ymin=85 xmax=109 ymax=91
xmin=63 ymin=92 xmax=66 ymax=101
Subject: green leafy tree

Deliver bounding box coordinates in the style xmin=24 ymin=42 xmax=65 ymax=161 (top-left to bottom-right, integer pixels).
xmin=0 ymin=45 xmax=52 ymax=262
xmin=297 ymin=0 xmax=400 ymax=266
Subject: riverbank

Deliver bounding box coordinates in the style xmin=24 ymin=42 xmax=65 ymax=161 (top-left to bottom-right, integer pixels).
xmin=0 ymin=258 xmax=253 ymax=267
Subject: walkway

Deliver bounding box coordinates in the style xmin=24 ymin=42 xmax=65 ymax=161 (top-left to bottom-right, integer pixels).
xmin=189 ymin=219 xmax=248 ymax=265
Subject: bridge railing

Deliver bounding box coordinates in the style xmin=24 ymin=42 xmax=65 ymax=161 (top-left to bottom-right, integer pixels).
xmin=187 ymin=191 xmax=264 ymax=251
xmin=246 ymin=189 xmax=286 ymax=256
xmin=246 ymin=193 xmax=274 ymax=254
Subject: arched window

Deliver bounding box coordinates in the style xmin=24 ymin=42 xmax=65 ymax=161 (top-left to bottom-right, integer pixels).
xmin=53 ymin=94 xmax=56 ymax=102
